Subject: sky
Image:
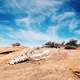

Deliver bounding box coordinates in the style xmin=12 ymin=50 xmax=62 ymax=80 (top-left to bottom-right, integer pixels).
xmin=0 ymin=0 xmax=80 ymax=47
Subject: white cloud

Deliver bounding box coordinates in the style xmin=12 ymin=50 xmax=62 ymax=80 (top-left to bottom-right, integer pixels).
xmin=16 ymin=17 xmax=33 ymax=26
xmin=15 ymin=11 xmax=78 ymax=44
xmin=47 ymin=25 xmax=70 ymax=42
xmin=4 ymin=24 xmax=64 ymax=43
xmin=59 ymin=12 xmax=75 ymax=21
xmin=32 ymin=0 xmax=63 ymax=8
xmin=1 ymin=0 xmax=80 ymax=47
xmin=5 ymin=27 xmax=52 ymax=41
xmin=69 ymin=19 xmax=78 ymax=31
xmin=16 ymin=15 xmax=45 ymax=26
xmin=21 ymin=30 xmax=52 ymax=41
xmin=51 ymin=11 xmax=79 ymax=33
xmin=0 ymin=36 xmax=13 ymax=47
xmin=75 ymin=30 xmax=80 ymax=35
xmin=52 ymin=12 xmax=75 ymax=22
xmin=7 ymin=0 xmax=67 ymax=17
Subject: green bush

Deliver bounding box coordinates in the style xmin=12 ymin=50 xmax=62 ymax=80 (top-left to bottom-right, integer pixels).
xmin=66 ymin=39 xmax=78 ymax=47
xmin=44 ymin=41 xmax=60 ymax=48
xmin=12 ymin=43 xmax=21 ymax=47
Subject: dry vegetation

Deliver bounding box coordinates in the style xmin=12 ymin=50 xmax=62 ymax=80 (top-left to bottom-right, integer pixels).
xmin=0 ymin=46 xmax=80 ymax=80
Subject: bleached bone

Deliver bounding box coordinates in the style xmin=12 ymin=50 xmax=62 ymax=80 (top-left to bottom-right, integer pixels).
xmin=9 ymin=49 xmax=49 ymax=65
xmin=29 ymin=50 xmax=49 ymax=60
xmin=9 ymin=54 xmax=28 ymax=64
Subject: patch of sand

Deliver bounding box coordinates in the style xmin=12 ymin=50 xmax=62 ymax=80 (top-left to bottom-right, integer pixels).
xmin=0 ymin=47 xmax=80 ymax=80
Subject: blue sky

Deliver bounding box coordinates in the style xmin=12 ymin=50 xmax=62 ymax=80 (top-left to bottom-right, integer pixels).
xmin=0 ymin=0 xmax=80 ymax=47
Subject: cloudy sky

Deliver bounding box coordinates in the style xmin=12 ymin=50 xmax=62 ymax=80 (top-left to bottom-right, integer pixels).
xmin=0 ymin=0 xmax=80 ymax=47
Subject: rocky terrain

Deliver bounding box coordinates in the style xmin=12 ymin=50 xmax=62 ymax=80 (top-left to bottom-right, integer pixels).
xmin=0 ymin=46 xmax=80 ymax=80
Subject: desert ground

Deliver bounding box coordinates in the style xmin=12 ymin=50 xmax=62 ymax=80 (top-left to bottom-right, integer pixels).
xmin=0 ymin=46 xmax=80 ymax=80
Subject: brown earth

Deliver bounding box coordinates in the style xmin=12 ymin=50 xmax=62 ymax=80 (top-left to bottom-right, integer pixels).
xmin=77 ymin=46 xmax=80 ymax=50
xmin=0 ymin=46 xmax=80 ymax=80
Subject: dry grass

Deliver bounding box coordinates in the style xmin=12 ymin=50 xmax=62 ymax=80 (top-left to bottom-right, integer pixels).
xmin=0 ymin=47 xmax=80 ymax=80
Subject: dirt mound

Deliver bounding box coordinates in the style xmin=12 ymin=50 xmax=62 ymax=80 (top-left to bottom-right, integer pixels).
xmin=0 ymin=46 xmax=25 ymax=54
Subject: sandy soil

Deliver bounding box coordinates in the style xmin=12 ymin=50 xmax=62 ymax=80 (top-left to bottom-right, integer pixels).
xmin=0 ymin=47 xmax=80 ymax=80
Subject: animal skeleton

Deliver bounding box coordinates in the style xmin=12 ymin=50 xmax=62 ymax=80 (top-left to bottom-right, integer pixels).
xmin=9 ymin=48 xmax=49 ymax=64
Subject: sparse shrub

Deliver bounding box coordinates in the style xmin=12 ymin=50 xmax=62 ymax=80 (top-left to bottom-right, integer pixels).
xmin=65 ymin=39 xmax=78 ymax=49
xmin=12 ymin=43 xmax=21 ymax=47
xmin=61 ymin=41 xmax=65 ymax=46
xmin=44 ymin=41 xmax=55 ymax=48
xmin=66 ymin=39 xmax=78 ymax=46
xmin=44 ymin=41 xmax=60 ymax=48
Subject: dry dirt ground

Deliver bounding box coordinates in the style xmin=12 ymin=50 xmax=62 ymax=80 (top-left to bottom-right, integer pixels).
xmin=0 ymin=46 xmax=80 ymax=80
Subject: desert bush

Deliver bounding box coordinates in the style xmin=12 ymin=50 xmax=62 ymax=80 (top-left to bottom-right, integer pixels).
xmin=65 ymin=39 xmax=78 ymax=49
xmin=44 ymin=41 xmax=54 ymax=48
xmin=44 ymin=41 xmax=60 ymax=48
xmin=66 ymin=39 xmax=78 ymax=47
xmin=12 ymin=43 xmax=21 ymax=47
xmin=61 ymin=41 xmax=65 ymax=46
